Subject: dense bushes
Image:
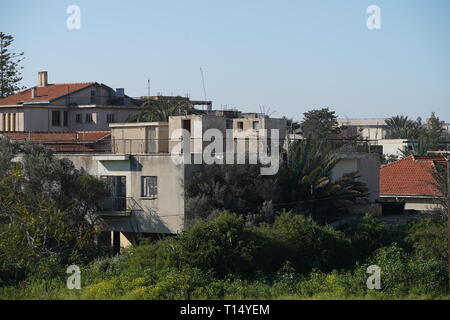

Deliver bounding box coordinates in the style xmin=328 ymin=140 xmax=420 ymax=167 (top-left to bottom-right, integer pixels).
xmin=0 ymin=138 xmax=108 ymax=286
xmin=336 ymin=214 xmax=406 ymax=261
xmin=257 ymin=211 xmax=355 ymax=273
xmin=120 ymin=211 xmax=357 ymax=278
xmin=1 ymin=211 xmax=448 ymax=300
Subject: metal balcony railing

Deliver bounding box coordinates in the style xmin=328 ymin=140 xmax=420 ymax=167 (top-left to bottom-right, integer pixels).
xmin=97 ymin=197 xmax=143 ymax=215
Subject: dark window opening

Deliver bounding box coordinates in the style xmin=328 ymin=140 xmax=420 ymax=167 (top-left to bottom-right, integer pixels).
xmin=86 ymin=113 xmax=93 ymax=123
xmin=63 ymin=111 xmax=68 ymax=126
xmin=51 ymin=111 xmax=61 ymax=126
xmin=107 ymin=114 xmax=115 ymax=123
xmin=182 ymin=119 xmax=191 ymax=133
xmin=141 ymin=176 xmax=158 ymax=198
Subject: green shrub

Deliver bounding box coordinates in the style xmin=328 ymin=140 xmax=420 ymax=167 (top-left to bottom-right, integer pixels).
xmin=404 ymin=217 xmax=447 ymax=261
xmin=257 ymin=211 xmax=354 ymax=274
xmin=120 ymin=211 xmax=270 ymax=278
xmin=337 ymin=214 xmax=404 ymax=261
xmin=362 ymin=244 xmax=448 ymax=297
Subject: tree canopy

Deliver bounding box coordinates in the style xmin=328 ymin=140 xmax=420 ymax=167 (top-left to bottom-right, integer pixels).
xmin=0 ymin=138 xmax=107 ymax=285
xmin=0 ymin=32 xmax=24 ymax=98
xmin=127 ymin=98 xmax=204 ymax=122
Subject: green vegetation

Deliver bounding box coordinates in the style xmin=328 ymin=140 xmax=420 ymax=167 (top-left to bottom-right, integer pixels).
xmin=1 ymin=212 xmax=447 ymax=300
xmin=186 ymin=137 xmax=369 ymax=224
xmin=1 ymin=107 xmax=449 ymax=300
xmin=127 ymin=97 xmax=204 ymax=122
xmin=385 ymin=113 xmax=447 ymax=157
xmin=0 ymin=137 xmax=108 ymax=287
xmin=0 ymin=32 xmax=25 ymax=98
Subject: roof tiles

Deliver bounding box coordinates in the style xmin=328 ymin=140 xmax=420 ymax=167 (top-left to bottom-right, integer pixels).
xmin=380 ymin=155 xmax=446 ymax=196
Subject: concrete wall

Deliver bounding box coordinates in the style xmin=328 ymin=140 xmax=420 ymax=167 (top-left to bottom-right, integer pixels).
xmin=111 ymin=122 xmax=169 ymax=154
xmin=375 ymin=139 xmax=412 ymax=157
xmin=60 ymin=154 xmax=185 ymax=235
xmin=337 ymin=118 xmax=390 ymax=140
xmin=332 ymin=153 xmax=380 ymax=201
xmin=169 ymin=115 xmax=227 ymax=154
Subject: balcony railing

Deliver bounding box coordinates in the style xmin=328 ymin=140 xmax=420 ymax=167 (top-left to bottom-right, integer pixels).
xmin=97 ymin=197 xmax=140 ymax=215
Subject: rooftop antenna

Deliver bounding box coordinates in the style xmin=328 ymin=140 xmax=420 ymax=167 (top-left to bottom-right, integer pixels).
xmin=200 ymin=67 xmax=207 ymax=102
xmin=259 ymin=105 xmax=276 ymax=117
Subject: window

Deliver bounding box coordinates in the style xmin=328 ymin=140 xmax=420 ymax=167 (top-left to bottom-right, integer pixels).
xmin=226 ymin=119 xmax=233 ymax=129
xmin=85 ymin=113 xmax=93 ymax=123
xmin=182 ymin=119 xmax=191 ymax=133
xmin=141 ymin=176 xmax=157 ymax=198
xmin=90 ymin=90 xmax=96 ymax=104
xmin=252 ymin=121 xmax=260 ymax=130
xmin=107 ymin=114 xmax=115 ymax=123
xmin=51 ymin=111 xmax=61 ymax=126
xmin=63 ymin=111 xmax=68 ymax=126
xmin=75 ymin=114 xmax=82 ymax=123
xmin=237 ymin=121 xmax=244 ymax=131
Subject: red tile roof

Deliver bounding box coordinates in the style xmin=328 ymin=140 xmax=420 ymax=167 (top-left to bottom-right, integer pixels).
xmin=0 ymin=131 xmax=110 ymax=143
xmin=0 ymin=83 xmax=96 ymax=105
xmin=380 ymin=155 xmax=446 ymax=196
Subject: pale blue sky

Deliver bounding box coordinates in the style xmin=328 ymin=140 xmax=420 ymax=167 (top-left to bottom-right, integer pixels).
xmin=1 ymin=0 xmax=449 ymax=121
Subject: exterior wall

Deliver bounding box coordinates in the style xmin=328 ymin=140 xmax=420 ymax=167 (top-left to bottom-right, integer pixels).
xmin=111 ymin=122 xmax=169 ymax=154
xmin=0 ymin=105 xmax=138 ymax=132
xmin=332 ymin=153 xmax=380 ymax=201
xmin=337 ymin=118 xmax=390 ymax=140
xmin=169 ymin=115 xmax=227 ymax=154
xmin=60 ymin=154 xmax=185 ymax=235
xmin=233 ymin=117 xmax=286 ymax=153
xmin=0 ymin=109 xmax=23 ymax=131
xmin=68 ymin=107 xmax=138 ymax=131
xmin=375 ymin=139 xmax=412 ymax=157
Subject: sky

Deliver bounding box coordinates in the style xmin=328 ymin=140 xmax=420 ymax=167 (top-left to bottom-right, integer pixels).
xmin=1 ymin=0 xmax=449 ymax=121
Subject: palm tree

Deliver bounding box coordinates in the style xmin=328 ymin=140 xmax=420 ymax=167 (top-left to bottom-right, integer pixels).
xmin=385 ymin=115 xmax=421 ymax=139
xmin=127 ymin=97 xmax=204 ymax=122
xmin=279 ymin=138 xmax=368 ymax=217
xmin=285 ymin=117 xmax=302 ymax=135
xmin=399 ymin=136 xmax=431 ymax=158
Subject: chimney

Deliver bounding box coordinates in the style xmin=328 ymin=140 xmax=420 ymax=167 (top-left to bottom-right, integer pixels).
xmin=38 ymin=71 xmax=48 ymax=87
xmin=31 ymin=87 xmax=36 ymax=98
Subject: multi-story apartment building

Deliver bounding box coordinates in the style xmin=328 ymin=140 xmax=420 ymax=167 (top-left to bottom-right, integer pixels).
xmin=0 ymin=71 xmax=140 ymax=132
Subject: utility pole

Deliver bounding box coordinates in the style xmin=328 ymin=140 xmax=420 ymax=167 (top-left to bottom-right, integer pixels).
xmin=147 ymin=79 xmax=150 ymax=99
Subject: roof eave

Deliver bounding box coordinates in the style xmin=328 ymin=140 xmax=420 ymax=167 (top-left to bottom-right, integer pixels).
xmin=380 ymin=194 xmax=442 ymax=199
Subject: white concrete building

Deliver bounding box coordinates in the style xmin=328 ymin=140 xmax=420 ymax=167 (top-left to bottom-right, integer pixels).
xmin=58 ymin=114 xmax=288 ymax=248
xmin=337 ymin=118 xmax=390 ymax=140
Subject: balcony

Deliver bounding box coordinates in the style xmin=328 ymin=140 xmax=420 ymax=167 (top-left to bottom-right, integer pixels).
xmin=96 ymin=197 xmax=140 ymax=216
